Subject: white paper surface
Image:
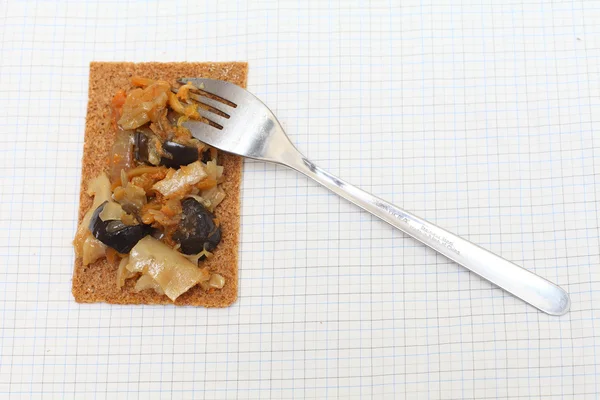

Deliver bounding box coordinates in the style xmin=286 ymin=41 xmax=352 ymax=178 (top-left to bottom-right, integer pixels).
xmin=1 ymin=0 xmax=599 ymax=398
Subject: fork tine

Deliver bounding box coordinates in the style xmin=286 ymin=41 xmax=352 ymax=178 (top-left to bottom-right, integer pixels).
xmin=182 ymin=120 xmax=224 ymax=145
xmin=171 ymin=88 xmax=229 ymax=129
xmin=177 ymin=78 xmax=238 ymax=108
xmin=171 ymin=87 xmax=230 ymax=120
xmin=195 ymin=107 xmax=226 ymax=129
xmin=187 ymin=93 xmax=230 ymax=118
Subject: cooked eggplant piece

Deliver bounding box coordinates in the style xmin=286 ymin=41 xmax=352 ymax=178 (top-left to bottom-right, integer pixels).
xmin=135 ymin=129 xmax=199 ymax=168
xmin=89 ymin=202 xmax=151 ymax=253
xmin=134 ymin=129 xmax=162 ymax=166
xmin=201 ymin=149 xmax=212 ymax=163
xmin=166 ymin=110 xmax=179 ymax=125
xmin=161 ymin=141 xmax=199 ymax=168
xmin=172 ymin=197 xmax=221 ymax=256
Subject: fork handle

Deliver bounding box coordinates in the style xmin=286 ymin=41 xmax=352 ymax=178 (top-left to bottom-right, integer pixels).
xmin=284 ymin=153 xmax=570 ymax=316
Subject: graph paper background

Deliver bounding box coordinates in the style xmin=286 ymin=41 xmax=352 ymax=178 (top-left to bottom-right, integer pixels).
xmin=1 ymin=0 xmax=599 ymax=398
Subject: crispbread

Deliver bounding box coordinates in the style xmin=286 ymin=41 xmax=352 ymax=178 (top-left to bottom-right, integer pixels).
xmin=72 ymin=62 xmax=247 ymax=307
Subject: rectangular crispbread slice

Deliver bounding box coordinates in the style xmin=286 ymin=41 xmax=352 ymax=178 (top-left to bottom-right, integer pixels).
xmin=72 ymin=62 xmax=247 ymax=307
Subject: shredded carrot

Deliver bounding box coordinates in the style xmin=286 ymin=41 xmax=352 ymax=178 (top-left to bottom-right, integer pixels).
xmin=141 ymin=214 xmax=154 ymax=225
xmin=160 ymin=207 xmax=176 ymax=218
xmin=140 ymin=201 xmax=161 ymax=224
xmin=111 ymin=89 xmax=127 ymax=109
xmin=127 ymin=165 xmax=166 ymax=177
xmin=173 ymin=125 xmax=192 ymax=140
xmin=111 ymin=166 xmax=168 ymax=190
xmin=160 ymin=200 xmax=182 ymax=218
xmin=130 ymin=172 xmax=166 ymax=193
xmin=110 ymin=89 xmax=127 ymax=129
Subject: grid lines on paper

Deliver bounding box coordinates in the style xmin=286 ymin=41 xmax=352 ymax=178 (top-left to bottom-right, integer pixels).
xmin=0 ymin=0 xmax=599 ymax=399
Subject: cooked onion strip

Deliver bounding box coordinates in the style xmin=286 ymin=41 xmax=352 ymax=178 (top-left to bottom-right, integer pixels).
xmin=126 ymin=236 xmax=210 ymax=301
xmin=73 ymin=173 xmax=112 ymax=260
xmin=176 ymin=81 xmax=199 ymax=103
xmin=152 ymin=161 xmax=207 ymax=197
xmin=133 ymin=274 xmax=165 ymax=295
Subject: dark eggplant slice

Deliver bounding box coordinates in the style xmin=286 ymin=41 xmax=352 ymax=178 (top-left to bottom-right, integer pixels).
xmin=161 ymin=141 xmax=199 ymax=168
xmin=134 ymin=130 xmax=158 ymax=165
xmin=201 ymin=149 xmax=213 ymax=163
xmin=172 ymin=197 xmax=221 ymax=256
xmin=89 ymin=202 xmax=151 ymax=254
xmin=166 ymin=110 xmax=179 ymax=125
xmin=135 ymin=129 xmax=199 ymax=168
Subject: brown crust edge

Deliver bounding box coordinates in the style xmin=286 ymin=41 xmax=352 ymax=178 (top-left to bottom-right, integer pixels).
xmin=72 ymin=62 xmax=247 ymax=307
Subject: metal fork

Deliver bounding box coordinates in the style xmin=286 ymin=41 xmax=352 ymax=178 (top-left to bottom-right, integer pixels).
xmin=177 ymin=78 xmax=570 ymax=316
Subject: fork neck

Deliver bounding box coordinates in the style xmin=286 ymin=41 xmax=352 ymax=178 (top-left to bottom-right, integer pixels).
xmin=280 ymin=146 xmax=348 ymax=192
xmin=265 ymin=127 xmax=344 ymax=189
xmin=276 ymin=145 xmax=313 ymax=172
